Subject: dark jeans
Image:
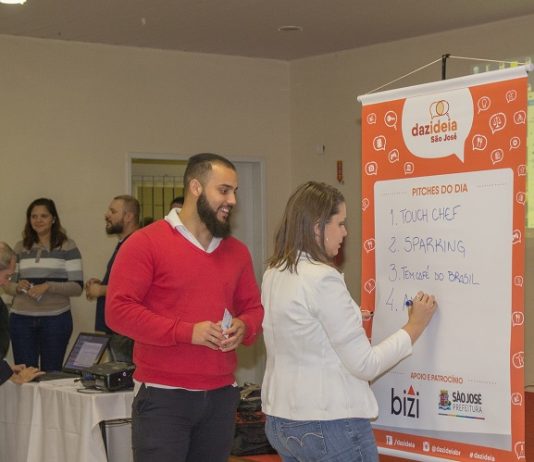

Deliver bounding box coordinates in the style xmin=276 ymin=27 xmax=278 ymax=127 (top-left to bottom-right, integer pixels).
xmin=132 ymin=383 xmax=240 ymax=462
xmin=9 ymin=311 xmax=73 ymax=371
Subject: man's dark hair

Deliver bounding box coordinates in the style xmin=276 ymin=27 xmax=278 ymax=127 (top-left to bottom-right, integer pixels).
xmin=170 ymin=196 xmax=184 ymax=208
xmin=183 ymin=153 xmax=235 ymax=197
xmin=114 ymin=195 xmax=141 ymax=225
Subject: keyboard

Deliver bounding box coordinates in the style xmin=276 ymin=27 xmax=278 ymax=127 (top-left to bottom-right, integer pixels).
xmin=34 ymin=371 xmax=80 ymax=381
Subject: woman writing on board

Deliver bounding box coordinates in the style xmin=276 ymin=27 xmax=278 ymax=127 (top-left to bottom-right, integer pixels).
xmin=261 ymin=181 xmax=437 ymax=462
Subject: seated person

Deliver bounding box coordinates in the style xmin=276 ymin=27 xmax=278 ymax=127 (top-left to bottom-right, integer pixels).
xmin=1 ymin=361 xmax=43 ymax=385
xmin=0 ymin=297 xmax=8 ymax=359
xmin=0 ymin=241 xmax=44 ymax=385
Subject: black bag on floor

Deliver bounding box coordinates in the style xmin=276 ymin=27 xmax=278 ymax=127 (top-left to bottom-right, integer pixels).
xmin=231 ymin=383 xmax=277 ymax=456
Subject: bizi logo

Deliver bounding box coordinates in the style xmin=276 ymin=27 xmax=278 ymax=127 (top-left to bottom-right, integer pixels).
xmin=391 ymin=385 xmax=420 ymax=418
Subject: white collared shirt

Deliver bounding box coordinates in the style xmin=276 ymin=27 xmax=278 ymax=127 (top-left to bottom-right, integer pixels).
xmin=164 ymin=208 xmax=222 ymax=253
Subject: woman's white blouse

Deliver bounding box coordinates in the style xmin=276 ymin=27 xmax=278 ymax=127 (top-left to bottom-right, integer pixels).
xmin=261 ymin=257 xmax=412 ymax=421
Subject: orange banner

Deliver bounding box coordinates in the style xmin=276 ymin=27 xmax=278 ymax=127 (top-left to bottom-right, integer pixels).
xmin=359 ymin=67 xmax=528 ymax=462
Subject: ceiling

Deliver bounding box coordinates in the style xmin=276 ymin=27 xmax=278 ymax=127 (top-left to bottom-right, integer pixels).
xmin=1 ymin=0 xmax=533 ymax=61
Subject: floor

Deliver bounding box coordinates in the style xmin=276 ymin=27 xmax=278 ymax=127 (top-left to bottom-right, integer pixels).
xmin=229 ymin=391 xmax=534 ymax=461
xmin=228 ymin=454 xmax=408 ymax=462
xmin=228 ymin=456 xmax=402 ymax=462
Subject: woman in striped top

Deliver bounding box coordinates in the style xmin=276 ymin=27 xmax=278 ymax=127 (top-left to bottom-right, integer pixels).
xmin=5 ymin=198 xmax=83 ymax=371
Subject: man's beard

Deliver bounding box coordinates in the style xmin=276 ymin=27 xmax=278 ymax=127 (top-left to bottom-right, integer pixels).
xmin=106 ymin=221 xmax=124 ymax=235
xmin=197 ymin=192 xmax=232 ymax=238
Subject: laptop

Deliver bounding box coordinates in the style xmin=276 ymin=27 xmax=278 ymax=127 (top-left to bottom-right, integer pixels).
xmin=108 ymin=334 xmax=134 ymax=364
xmin=37 ymin=332 xmax=111 ymax=381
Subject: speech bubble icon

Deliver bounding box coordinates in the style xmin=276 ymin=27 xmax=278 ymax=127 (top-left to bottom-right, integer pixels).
xmin=403 ymin=162 xmax=414 ymax=175
xmin=512 ymin=311 xmax=524 ymax=326
xmin=363 ymin=278 xmax=376 ymax=294
xmin=516 ymin=192 xmax=526 ymax=205
xmin=490 ymin=148 xmax=504 ymax=165
xmin=367 ymin=113 xmax=377 ymax=125
xmin=477 ymin=96 xmax=491 ymax=113
xmin=388 ymin=149 xmax=400 ymax=163
xmin=517 ymin=164 xmax=527 ymax=176
xmin=430 ymin=100 xmax=449 ymax=119
xmin=506 ymin=89 xmax=517 ymax=103
xmin=384 ymin=111 xmax=398 ymax=130
xmin=514 ymin=441 xmax=525 ymax=460
xmin=365 ymin=161 xmax=378 ymax=176
xmin=514 ymin=275 xmax=523 ymax=287
xmin=489 ymin=113 xmax=506 ymax=133
xmin=402 ymin=88 xmax=473 ymax=163
xmin=363 ymin=238 xmax=375 ymax=253
xmin=373 ymin=135 xmax=386 ymax=151
xmin=510 ymin=136 xmax=520 ymax=150
xmin=471 ymin=134 xmax=487 ymax=151
xmin=511 ymin=392 xmax=523 ymax=406
xmin=513 ymin=110 xmax=526 ymax=124
xmin=512 ymin=351 xmax=524 ymax=368
xmin=512 ymin=229 xmax=522 ymax=245
xmin=362 ymin=197 xmax=370 ymax=211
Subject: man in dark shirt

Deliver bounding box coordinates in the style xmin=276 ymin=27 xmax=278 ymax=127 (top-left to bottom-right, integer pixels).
xmin=85 ymin=195 xmax=140 ymax=334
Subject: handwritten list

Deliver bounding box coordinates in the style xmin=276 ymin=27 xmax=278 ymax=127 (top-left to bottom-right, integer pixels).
xmin=371 ymin=168 xmax=513 ymax=435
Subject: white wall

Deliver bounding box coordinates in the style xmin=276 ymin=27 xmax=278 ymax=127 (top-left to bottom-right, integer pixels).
xmin=0 ymin=35 xmax=292 ymax=366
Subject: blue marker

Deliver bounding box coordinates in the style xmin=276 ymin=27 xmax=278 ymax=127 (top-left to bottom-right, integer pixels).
xmin=405 ymin=299 xmax=413 ymax=307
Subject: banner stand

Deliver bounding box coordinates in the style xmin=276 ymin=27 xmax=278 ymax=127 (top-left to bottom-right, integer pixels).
xmin=359 ymin=55 xmax=533 ymax=97
xmin=358 ymin=65 xmax=530 ymax=462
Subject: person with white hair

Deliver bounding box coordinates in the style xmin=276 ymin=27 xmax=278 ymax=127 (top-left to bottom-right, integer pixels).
xmin=0 ymin=242 xmax=43 ymax=385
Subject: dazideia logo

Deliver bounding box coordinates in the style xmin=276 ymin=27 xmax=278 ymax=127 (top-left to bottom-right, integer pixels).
xmin=391 ymin=385 xmax=419 ymax=418
xmin=410 ymin=100 xmax=458 ymax=143
xmin=402 ymin=89 xmax=472 ymax=162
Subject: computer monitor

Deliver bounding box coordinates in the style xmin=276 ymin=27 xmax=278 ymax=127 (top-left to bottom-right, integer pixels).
xmin=63 ymin=332 xmax=111 ymax=374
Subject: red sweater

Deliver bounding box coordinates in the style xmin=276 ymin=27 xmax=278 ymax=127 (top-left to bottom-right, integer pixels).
xmin=106 ymin=220 xmax=264 ymax=390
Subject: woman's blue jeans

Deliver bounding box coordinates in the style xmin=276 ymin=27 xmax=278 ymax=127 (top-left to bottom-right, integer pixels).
xmin=265 ymin=415 xmax=379 ymax=462
xmin=9 ymin=311 xmax=73 ymax=371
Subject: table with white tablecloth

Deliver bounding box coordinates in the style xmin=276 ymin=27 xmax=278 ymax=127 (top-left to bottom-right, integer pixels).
xmin=0 ymin=378 xmax=134 ymax=462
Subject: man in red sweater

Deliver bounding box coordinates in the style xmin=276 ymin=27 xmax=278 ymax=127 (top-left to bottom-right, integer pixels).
xmin=106 ymin=153 xmax=264 ymax=462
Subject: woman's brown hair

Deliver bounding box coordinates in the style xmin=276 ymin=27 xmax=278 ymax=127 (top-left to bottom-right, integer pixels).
xmin=23 ymin=198 xmax=67 ymax=250
xmin=268 ymin=181 xmax=345 ymax=272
